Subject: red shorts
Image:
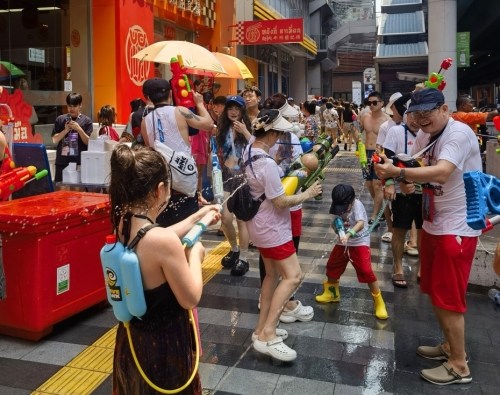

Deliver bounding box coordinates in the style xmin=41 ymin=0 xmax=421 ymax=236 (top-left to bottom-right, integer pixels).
xmin=325 ymin=244 xmax=377 ymax=283
xmin=290 ymin=209 xmax=302 ymax=238
xmin=420 ymin=230 xmax=477 ymax=313
xmin=258 ymin=240 xmax=296 ymax=260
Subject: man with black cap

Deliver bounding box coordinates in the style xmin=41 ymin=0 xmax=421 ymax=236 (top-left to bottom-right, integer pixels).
xmin=375 ymin=88 xmax=481 ymax=386
xmin=315 ymin=183 xmax=388 ymax=321
xmin=141 ymin=78 xmax=214 ymax=226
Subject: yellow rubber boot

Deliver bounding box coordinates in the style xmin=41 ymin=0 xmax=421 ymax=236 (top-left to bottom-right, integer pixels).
xmin=315 ymin=281 xmax=340 ymax=303
xmin=372 ymin=291 xmax=388 ymax=320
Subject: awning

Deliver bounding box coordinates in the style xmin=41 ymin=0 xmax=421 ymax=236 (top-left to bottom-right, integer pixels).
xmin=378 ymin=11 xmax=425 ymax=35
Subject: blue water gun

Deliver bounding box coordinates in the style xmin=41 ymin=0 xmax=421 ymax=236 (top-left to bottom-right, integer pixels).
xmin=463 ymin=171 xmax=500 ymax=231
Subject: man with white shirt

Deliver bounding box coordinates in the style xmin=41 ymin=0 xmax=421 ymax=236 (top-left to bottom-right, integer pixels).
xmin=375 ymin=88 xmax=481 ymax=386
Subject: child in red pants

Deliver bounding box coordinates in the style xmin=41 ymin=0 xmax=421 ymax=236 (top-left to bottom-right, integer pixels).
xmin=315 ymin=184 xmax=388 ymax=320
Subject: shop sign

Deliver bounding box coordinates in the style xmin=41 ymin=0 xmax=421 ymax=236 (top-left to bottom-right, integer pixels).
xmin=234 ymin=18 xmax=303 ymax=45
xmin=457 ymin=32 xmax=470 ymax=67
xmin=28 ymin=48 xmax=45 ymax=63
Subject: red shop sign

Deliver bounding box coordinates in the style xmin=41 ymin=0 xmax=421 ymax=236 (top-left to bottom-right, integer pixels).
xmin=233 ymin=18 xmax=304 ymax=45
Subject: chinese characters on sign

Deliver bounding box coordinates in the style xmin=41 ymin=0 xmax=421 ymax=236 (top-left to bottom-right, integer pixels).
xmin=234 ymin=18 xmax=304 ymax=45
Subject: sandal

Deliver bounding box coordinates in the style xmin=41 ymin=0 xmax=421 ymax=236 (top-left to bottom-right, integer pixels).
xmin=392 ymin=273 xmax=408 ymax=288
xmin=420 ymin=362 xmax=472 ymax=386
xmin=253 ymin=337 xmax=297 ymax=362
xmin=381 ymin=232 xmax=392 ymax=242
xmin=279 ymin=300 xmax=314 ymax=323
xmin=404 ymin=240 xmax=419 ymax=256
xmin=251 ymin=328 xmax=288 ymax=342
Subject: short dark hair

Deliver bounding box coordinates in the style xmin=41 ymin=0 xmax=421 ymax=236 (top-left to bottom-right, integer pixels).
xmin=368 ymin=91 xmax=383 ymax=101
xmin=241 ymin=85 xmax=262 ymax=97
xmin=212 ymin=95 xmax=227 ymax=105
xmin=66 ymin=93 xmax=82 ymax=106
xmin=456 ymin=94 xmax=473 ymax=109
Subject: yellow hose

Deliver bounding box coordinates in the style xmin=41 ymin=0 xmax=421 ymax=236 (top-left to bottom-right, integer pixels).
xmin=124 ymin=309 xmax=200 ymax=394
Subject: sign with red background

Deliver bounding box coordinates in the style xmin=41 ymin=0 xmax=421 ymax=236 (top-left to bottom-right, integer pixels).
xmin=115 ymin=1 xmax=154 ymax=120
xmin=235 ymin=18 xmax=304 ymax=45
xmin=0 ymin=89 xmax=41 ymax=144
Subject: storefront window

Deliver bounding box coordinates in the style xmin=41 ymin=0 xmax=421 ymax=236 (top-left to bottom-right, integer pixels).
xmin=0 ymin=0 xmax=90 ymax=145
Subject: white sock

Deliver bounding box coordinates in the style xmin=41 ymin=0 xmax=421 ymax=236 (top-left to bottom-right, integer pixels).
xmin=239 ymin=249 xmax=248 ymax=261
xmin=231 ymin=246 xmax=240 ymax=253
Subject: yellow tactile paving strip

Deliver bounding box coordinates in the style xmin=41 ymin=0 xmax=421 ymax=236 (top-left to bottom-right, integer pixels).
xmin=31 ymin=240 xmax=231 ymax=395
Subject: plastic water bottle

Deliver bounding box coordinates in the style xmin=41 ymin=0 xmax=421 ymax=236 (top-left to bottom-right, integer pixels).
xmin=488 ymin=289 xmax=500 ymax=306
xmin=100 ymin=235 xmax=132 ymax=322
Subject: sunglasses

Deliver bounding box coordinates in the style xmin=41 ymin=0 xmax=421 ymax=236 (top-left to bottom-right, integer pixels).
xmin=368 ymin=100 xmax=381 ymax=106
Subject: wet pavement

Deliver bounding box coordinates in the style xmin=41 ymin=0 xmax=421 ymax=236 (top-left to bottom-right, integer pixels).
xmin=0 ymin=149 xmax=499 ymax=394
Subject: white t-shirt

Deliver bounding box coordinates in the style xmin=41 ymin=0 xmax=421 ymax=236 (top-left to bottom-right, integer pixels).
xmin=335 ymin=199 xmax=370 ymax=247
xmin=412 ymin=118 xmax=481 ymax=236
xmin=244 ymin=146 xmax=292 ymax=248
xmin=383 ymin=123 xmax=417 ymax=156
xmin=376 ymin=118 xmax=396 ymax=147
xmin=144 ymin=106 xmax=191 ymax=153
xmin=269 ymin=132 xmax=303 ymax=212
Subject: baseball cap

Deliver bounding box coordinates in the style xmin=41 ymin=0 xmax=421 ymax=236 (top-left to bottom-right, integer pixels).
xmin=142 ymin=78 xmax=170 ymax=101
xmin=329 ymin=184 xmax=355 ymax=215
xmin=287 ymin=97 xmax=294 ymax=101
xmin=252 ymin=109 xmax=293 ymax=133
xmin=407 ymin=88 xmax=445 ymax=113
xmin=226 ymin=95 xmax=245 ymax=107
xmin=385 ymin=92 xmax=403 ymax=116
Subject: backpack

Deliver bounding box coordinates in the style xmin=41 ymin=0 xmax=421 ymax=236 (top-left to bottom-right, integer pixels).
xmin=227 ymin=146 xmax=272 ymax=221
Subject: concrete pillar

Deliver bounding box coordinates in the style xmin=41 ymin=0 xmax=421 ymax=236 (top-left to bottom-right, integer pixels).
xmin=428 ymin=0 xmax=457 ymax=111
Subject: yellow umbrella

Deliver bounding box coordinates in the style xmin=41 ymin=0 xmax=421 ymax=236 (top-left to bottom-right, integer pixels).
xmin=212 ymin=52 xmax=253 ymax=79
xmin=132 ymin=41 xmax=227 ymax=76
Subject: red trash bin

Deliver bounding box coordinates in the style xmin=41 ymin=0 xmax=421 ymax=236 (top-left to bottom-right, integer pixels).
xmin=0 ymin=191 xmax=111 ymax=340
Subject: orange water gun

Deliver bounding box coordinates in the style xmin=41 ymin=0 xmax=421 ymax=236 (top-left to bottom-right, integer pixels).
xmin=0 ymin=166 xmax=48 ymax=201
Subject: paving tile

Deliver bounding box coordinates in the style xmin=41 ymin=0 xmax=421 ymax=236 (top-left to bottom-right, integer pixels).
xmin=0 ymin=385 xmax=30 ymax=395
xmin=275 ymin=375 xmax=334 ymax=395
xmin=20 ymin=340 xmax=86 ymax=366
xmin=199 ymin=362 xmax=229 ymax=390
xmin=322 ymin=323 xmax=371 ymax=346
xmin=201 ymin=324 xmax=252 ymax=346
xmin=0 ymin=358 xmax=60 ymax=390
xmin=291 ymin=336 xmax=343 ymax=360
xmin=213 ymin=366 xmax=279 ymax=394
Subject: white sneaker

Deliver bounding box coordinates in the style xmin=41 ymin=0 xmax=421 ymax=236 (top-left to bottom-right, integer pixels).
xmin=251 ymin=328 xmax=288 ymax=342
xmin=279 ymin=301 xmax=314 ymax=323
xmin=253 ymin=337 xmax=297 ymax=361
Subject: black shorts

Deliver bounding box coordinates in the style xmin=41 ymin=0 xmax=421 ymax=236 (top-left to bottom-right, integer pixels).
xmin=391 ymin=193 xmax=423 ymax=230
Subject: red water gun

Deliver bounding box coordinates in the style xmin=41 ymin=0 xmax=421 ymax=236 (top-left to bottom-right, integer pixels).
xmin=0 ymin=165 xmax=48 ymax=201
xmin=170 ymin=55 xmax=195 ymax=108
xmin=0 ymin=146 xmax=15 ymax=175
xmin=424 ymin=58 xmax=453 ymax=91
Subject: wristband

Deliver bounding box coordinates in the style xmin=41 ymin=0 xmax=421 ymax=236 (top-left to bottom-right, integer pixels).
xmin=347 ymin=229 xmax=357 ymax=237
xmin=384 ymin=178 xmax=395 ymax=186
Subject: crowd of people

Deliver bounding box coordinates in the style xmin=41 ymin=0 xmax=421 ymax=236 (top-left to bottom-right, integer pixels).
xmin=45 ymin=75 xmax=496 ymax=393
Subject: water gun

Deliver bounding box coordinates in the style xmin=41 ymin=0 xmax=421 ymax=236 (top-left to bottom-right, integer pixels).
xmin=463 ymin=171 xmax=500 ymax=231
xmin=170 ymin=56 xmax=195 ymax=108
xmin=424 ymin=58 xmax=453 ymax=91
xmin=332 ymin=216 xmax=346 ymax=239
xmin=372 ymin=152 xmax=421 ymax=169
xmin=0 ymin=146 xmax=15 ymax=175
xmin=210 ymin=138 xmax=224 ymax=205
xmin=357 ymin=141 xmax=368 ymax=168
xmin=170 ymin=55 xmax=198 ymax=136
xmin=0 ymin=165 xmax=48 ymax=201
xmin=281 ymin=134 xmax=339 ymax=199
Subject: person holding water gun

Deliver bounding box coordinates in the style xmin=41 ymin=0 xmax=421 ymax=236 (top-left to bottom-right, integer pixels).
xmin=108 ymin=144 xmax=220 ymax=394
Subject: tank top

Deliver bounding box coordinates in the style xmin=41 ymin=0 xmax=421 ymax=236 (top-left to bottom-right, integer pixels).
xmin=145 ymin=106 xmax=191 ymax=154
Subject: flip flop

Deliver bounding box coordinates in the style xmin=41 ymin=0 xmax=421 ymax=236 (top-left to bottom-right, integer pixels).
xmin=392 ymin=273 xmax=408 ymax=288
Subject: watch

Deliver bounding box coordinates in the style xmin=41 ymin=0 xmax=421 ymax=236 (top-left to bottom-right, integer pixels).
xmin=395 ymin=168 xmax=406 ymax=183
